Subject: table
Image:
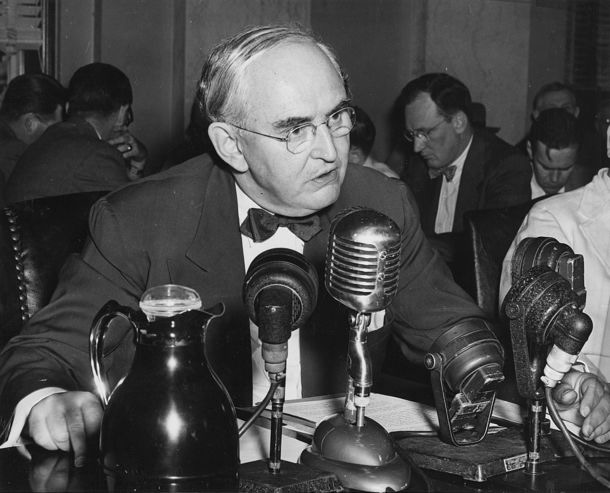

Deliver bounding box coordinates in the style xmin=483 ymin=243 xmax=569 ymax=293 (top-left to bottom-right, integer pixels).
xmin=0 ymin=434 xmax=608 ymax=492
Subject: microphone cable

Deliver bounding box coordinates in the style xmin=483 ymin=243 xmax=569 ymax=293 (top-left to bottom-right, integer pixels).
xmin=238 ymin=378 xmax=282 ymax=438
xmin=545 ymin=386 xmax=610 ymax=489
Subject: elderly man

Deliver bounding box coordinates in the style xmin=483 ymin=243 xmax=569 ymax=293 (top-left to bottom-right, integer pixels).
xmin=400 ymin=73 xmax=531 ymax=262
xmin=0 ymin=25 xmax=608 ymax=468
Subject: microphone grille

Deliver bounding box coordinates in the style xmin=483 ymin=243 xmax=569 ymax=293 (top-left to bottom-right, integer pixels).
xmin=325 ymin=208 xmax=401 ymax=312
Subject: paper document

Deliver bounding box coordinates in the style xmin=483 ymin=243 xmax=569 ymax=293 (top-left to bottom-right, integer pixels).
xmin=281 ymin=393 xmax=524 ymax=434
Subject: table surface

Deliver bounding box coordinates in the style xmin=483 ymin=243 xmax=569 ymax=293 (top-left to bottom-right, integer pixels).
xmin=0 ymin=434 xmax=609 ymax=492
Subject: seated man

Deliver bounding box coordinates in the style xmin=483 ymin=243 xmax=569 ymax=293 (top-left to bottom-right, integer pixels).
xmin=400 ymin=73 xmax=531 ymax=263
xmin=5 ymin=63 xmax=147 ymax=204
xmin=0 ymin=25 xmax=608 ymax=469
xmin=0 ymin=73 xmax=66 ymax=205
xmin=348 ymin=105 xmax=399 ymax=179
xmin=518 ymin=81 xmax=596 ymax=187
xmin=500 ymin=123 xmax=610 ymax=379
xmin=527 ymin=108 xmax=583 ymax=199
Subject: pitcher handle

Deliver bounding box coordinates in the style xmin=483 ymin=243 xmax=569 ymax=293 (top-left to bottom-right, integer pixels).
xmin=89 ymin=300 xmax=135 ymax=406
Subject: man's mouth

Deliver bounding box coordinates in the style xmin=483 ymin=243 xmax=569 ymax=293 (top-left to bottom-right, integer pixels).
xmin=312 ymin=168 xmax=338 ymax=183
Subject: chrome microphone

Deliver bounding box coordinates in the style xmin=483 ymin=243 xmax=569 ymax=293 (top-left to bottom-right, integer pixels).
xmin=326 ymin=207 xmax=401 ymax=313
xmin=326 ymin=208 xmax=401 ymax=426
xmin=300 ymin=208 xmax=411 ymax=493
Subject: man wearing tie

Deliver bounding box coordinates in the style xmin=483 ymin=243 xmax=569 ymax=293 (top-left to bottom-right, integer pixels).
xmin=0 ymin=26 xmax=608 ymax=468
xmin=400 ymin=73 xmax=531 ymax=263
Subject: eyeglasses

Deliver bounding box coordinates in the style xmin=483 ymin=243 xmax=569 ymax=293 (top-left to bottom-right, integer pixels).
xmin=228 ymin=106 xmax=355 ymax=154
xmin=403 ymin=118 xmax=448 ymax=143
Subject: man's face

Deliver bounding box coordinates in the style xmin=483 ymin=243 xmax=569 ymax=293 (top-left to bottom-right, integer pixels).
xmin=232 ymin=41 xmax=350 ymax=217
xmin=404 ymin=93 xmax=462 ymax=170
xmin=533 ymin=90 xmax=578 ymax=119
xmin=529 ymin=141 xmax=578 ymax=195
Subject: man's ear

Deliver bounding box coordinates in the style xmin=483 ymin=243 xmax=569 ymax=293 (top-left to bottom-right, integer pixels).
xmin=22 ymin=113 xmax=39 ymax=135
xmin=452 ymin=111 xmax=468 ymax=134
xmin=526 ymin=140 xmax=533 ymax=161
xmin=573 ymin=106 xmax=580 ymax=119
xmin=208 ymin=122 xmax=248 ymax=172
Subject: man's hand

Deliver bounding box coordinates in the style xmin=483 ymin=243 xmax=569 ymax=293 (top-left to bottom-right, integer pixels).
xmin=27 ymin=391 xmax=103 ymax=467
xmin=551 ymin=370 xmax=610 ymax=443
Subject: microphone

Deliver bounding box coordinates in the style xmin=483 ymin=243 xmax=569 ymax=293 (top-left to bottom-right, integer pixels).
xmin=325 ymin=207 xmax=401 ymax=313
xmin=503 ymin=237 xmax=592 ymax=475
xmin=300 ymin=208 xmax=411 ymax=493
xmin=326 ymin=207 xmax=401 ymax=425
xmin=243 ymin=248 xmax=318 ymax=475
xmin=425 ymin=319 xmax=505 ymax=446
xmin=243 ymin=248 xmax=318 ymax=374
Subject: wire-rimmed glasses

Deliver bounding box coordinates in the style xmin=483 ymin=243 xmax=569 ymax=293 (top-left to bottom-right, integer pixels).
xmin=228 ymin=106 xmax=355 ymax=154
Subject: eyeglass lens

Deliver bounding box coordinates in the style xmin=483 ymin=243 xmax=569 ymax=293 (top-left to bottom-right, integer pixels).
xmin=287 ymin=107 xmax=355 ymax=153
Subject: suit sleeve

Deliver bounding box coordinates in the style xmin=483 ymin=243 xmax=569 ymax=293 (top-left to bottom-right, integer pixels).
xmin=484 ymin=152 xmax=532 ymax=209
xmin=73 ymin=145 xmax=131 ymax=191
xmin=0 ymin=198 xmax=141 ymax=436
xmin=387 ymin=183 xmax=489 ymax=364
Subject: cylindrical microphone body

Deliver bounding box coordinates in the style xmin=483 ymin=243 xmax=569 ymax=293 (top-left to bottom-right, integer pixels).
xmin=243 ymin=248 xmax=318 ymax=373
xmin=325 ymin=208 xmax=401 ymax=313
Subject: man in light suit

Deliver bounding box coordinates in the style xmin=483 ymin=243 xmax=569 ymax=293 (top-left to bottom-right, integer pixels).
xmin=400 ymin=73 xmax=531 ymax=263
xmin=0 ymin=25 xmax=608 ymax=468
xmin=500 ymin=123 xmax=610 ymax=379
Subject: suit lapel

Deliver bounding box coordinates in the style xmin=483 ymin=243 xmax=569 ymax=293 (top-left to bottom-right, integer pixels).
xmin=183 ymin=165 xmax=252 ymax=405
xmin=454 ymin=134 xmax=484 ymax=232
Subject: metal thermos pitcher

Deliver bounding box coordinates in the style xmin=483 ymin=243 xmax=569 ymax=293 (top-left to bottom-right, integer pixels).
xmin=89 ymin=284 xmax=239 ymax=491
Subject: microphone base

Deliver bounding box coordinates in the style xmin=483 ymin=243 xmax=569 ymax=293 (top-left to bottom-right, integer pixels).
xmin=300 ymin=413 xmax=411 ymax=492
xmin=239 ymin=460 xmax=343 ymax=493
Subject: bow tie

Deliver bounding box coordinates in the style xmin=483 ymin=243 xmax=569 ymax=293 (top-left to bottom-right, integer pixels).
xmin=428 ymin=165 xmax=457 ymax=182
xmin=240 ymin=208 xmax=322 ymax=243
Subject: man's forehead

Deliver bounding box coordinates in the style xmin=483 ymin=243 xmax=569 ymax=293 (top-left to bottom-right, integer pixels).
xmin=242 ymin=41 xmax=346 ymax=122
xmin=405 ymin=93 xmax=439 ymax=126
xmin=534 ymin=142 xmax=578 ymax=166
xmin=538 ymin=91 xmax=576 ymax=110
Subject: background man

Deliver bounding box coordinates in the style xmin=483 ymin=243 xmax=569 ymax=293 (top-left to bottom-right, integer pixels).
xmin=5 ymin=63 xmax=147 ymax=204
xmin=0 ymin=25 xmax=608 ymax=468
xmin=0 ymin=73 xmax=65 ymax=205
xmin=500 ymin=123 xmax=610 ymax=379
xmin=527 ymin=108 xmax=582 ymax=199
xmin=400 ymin=73 xmax=531 ymax=262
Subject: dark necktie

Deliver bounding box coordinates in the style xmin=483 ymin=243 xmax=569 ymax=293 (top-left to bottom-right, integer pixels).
xmin=428 ymin=165 xmax=457 ymax=182
xmin=240 ymin=208 xmax=322 ymax=243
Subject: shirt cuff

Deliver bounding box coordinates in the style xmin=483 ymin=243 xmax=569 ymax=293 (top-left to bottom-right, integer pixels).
xmin=0 ymin=387 xmax=66 ymax=448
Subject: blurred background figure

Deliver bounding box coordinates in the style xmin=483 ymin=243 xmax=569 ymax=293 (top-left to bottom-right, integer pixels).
xmin=0 ymin=73 xmax=66 ymax=205
xmin=593 ymin=98 xmax=610 ymax=171
xmin=531 ymin=81 xmax=580 ymax=119
xmin=527 ymin=108 xmax=585 ymax=199
xmin=348 ymin=106 xmax=399 ymax=179
xmin=5 ymin=63 xmax=147 ymax=204
xmin=162 ymin=99 xmax=211 ymax=170
xmin=518 ymin=81 xmax=598 ymax=188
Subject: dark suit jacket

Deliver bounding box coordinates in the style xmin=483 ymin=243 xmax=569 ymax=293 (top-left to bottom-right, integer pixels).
xmin=5 ymin=117 xmax=130 ymax=204
xmin=402 ymin=128 xmax=531 ymax=235
xmin=0 ymin=154 xmax=485 ymax=425
xmin=0 ymin=120 xmax=26 ymax=208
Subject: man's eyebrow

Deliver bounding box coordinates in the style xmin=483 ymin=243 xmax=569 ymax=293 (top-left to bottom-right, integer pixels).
xmin=272 ymin=99 xmax=352 ymax=132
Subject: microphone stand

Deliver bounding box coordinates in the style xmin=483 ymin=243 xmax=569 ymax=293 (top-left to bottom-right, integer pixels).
xmin=343 ymin=312 xmax=372 ymax=427
xmin=301 ymin=309 xmax=411 ymax=492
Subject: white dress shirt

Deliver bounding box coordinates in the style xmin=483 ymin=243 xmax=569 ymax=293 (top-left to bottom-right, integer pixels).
xmin=434 ymin=136 xmax=473 ymax=234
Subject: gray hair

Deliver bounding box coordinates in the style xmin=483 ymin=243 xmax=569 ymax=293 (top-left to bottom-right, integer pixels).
xmin=197 ymin=24 xmax=348 ymax=125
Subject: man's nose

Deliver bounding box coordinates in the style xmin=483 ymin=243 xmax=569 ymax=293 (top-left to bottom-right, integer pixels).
xmin=310 ymin=124 xmax=338 ymax=161
xmin=413 ymin=135 xmax=426 ymax=153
